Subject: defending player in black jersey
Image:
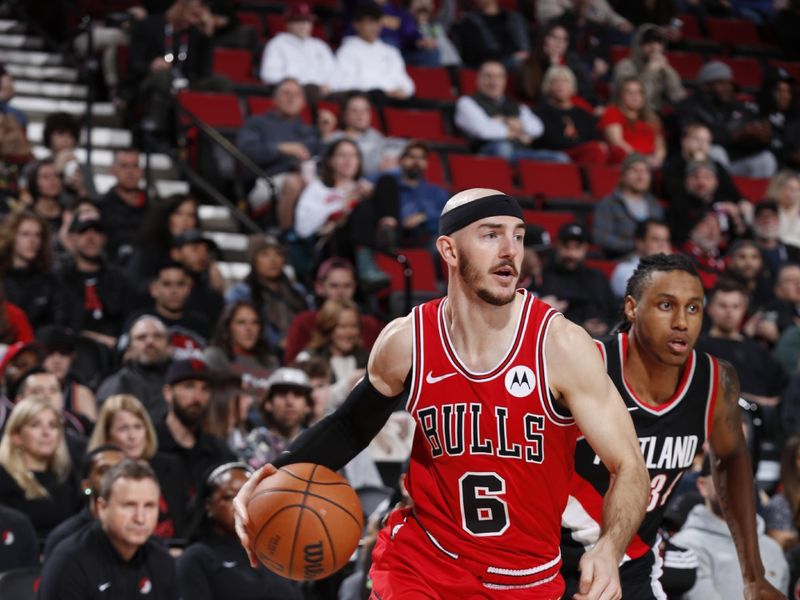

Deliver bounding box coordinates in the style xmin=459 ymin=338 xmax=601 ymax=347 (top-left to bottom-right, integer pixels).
xmin=561 ymin=254 xmax=787 ymax=600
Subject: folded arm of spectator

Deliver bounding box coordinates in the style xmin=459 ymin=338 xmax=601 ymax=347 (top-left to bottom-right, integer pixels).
xmin=455 ymin=97 xmax=510 ymax=140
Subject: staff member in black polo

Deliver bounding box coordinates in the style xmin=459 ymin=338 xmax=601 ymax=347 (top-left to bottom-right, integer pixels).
xmin=38 ymin=459 xmax=179 ymax=599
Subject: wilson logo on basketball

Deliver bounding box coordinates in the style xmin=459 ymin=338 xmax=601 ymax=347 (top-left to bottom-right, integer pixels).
xmin=504 ymin=366 xmax=536 ymax=398
xmin=303 ymin=541 xmax=325 ymax=579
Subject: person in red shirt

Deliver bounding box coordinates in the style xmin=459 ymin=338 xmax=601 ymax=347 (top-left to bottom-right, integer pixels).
xmin=283 ymin=257 xmax=383 ymax=364
xmin=599 ymin=76 xmax=666 ymax=167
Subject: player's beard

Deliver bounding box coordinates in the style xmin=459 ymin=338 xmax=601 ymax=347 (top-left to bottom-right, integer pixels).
xmin=458 ymin=249 xmax=517 ymax=306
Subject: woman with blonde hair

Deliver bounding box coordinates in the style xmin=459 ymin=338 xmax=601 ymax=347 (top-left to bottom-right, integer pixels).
xmin=296 ymin=298 xmax=368 ymax=410
xmin=0 ymin=396 xmax=79 ymax=536
xmin=89 ymin=394 xmax=188 ymax=538
xmin=765 ymin=170 xmax=800 ymax=248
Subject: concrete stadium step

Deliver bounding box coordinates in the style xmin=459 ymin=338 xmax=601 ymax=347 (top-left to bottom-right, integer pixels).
xmin=203 ymin=231 xmax=248 ymax=262
xmin=0 ymin=33 xmax=44 ymax=49
xmin=216 ymin=261 xmax=250 ymax=286
xmin=6 ymin=63 xmax=79 ymax=82
xmin=14 ymin=79 xmax=88 ymax=99
xmin=12 ymin=96 xmax=119 ymax=126
xmin=93 ymin=174 xmax=188 ymax=199
xmin=198 ymin=205 xmax=239 ymax=233
xmin=31 ymin=146 xmax=175 ymax=177
xmin=0 ymin=48 xmax=65 ymax=67
xmin=27 ymin=122 xmax=132 ymax=149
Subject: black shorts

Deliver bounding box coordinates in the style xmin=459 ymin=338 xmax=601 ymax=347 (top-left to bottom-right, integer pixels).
xmin=561 ymin=550 xmax=666 ymax=600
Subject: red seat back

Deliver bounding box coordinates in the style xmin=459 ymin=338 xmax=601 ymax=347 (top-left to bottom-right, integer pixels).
xmin=522 ymin=210 xmax=575 ymax=241
xmin=518 ymin=161 xmax=583 ymax=199
xmin=374 ymin=249 xmax=440 ymax=293
xmin=384 ymin=108 xmax=450 ymax=142
xmin=177 ymin=91 xmax=243 ymax=128
xmin=448 ymin=155 xmax=514 ymax=193
xmin=407 ymin=66 xmax=456 ymax=101
xmin=213 ymin=48 xmax=254 ymax=83
xmin=585 ymin=258 xmax=618 ymax=280
xmin=715 ymin=56 xmax=762 ymax=88
xmin=665 ymin=52 xmax=705 ymax=81
xmin=586 ymin=165 xmax=621 ymax=199
xmin=732 ymin=176 xmax=769 ymax=202
xmin=706 ymin=17 xmax=761 ymax=45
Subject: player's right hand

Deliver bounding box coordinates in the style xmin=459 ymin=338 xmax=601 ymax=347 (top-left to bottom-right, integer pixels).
xmin=573 ymin=545 xmax=622 ymax=600
xmin=233 ymin=463 xmax=277 ymax=567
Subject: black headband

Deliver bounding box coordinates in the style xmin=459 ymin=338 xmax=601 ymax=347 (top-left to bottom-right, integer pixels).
xmin=439 ymin=194 xmax=524 ymax=236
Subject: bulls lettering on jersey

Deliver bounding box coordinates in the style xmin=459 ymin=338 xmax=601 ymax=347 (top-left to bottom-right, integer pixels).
xmin=562 ymin=332 xmax=718 ymax=563
xmin=405 ymin=290 xmax=578 ymax=586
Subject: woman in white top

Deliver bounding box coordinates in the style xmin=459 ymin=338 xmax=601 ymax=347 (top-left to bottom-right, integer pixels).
xmin=293 ymin=138 xmax=373 ymax=240
xmin=767 ymin=170 xmax=800 ymax=248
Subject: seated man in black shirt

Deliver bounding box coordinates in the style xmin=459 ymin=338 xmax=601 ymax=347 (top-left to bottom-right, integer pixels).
xmin=38 ymin=459 xmax=179 ymax=600
xmin=538 ymin=223 xmax=619 ymax=337
xmin=0 ymin=505 xmax=38 ymax=572
xmin=156 ymin=359 xmax=235 ymax=496
xmin=101 ymin=148 xmax=148 ymax=265
xmin=43 ymin=444 xmax=125 ymax=558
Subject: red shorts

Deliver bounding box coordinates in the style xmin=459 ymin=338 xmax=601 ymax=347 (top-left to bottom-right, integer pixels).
xmin=368 ymin=508 xmax=565 ymax=599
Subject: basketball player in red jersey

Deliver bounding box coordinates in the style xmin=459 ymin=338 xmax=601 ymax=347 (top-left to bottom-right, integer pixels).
xmin=561 ymin=254 xmax=787 ymax=599
xmin=234 ymin=188 xmax=649 ymax=599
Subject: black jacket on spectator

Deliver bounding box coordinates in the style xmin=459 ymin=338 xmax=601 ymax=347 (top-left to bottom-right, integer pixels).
xmin=534 ymin=102 xmax=599 ymax=151
xmin=455 ymin=9 xmax=530 ymax=67
xmin=0 ymin=465 xmax=80 ymax=538
xmin=101 ymin=188 xmax=149 ymax=265
xmin=155 ymin=422 xmax=235 ymax=499
xmin=696 ymin=335 xmax=787 ymax=397
xmin=186 ymin=272 xmax=224 ymax=327
xmin=177 ymin=532 xmax=303 ymax=600
xmin=38 ymin=521 xmax=179 ymax=600
xmin=57 ymin=259 xmax=135 ymax=339
xmin=0 ymin=505 xmax=38 ymax=571
xmin=43 ymin=505 xmax=92 ymax=559
xmin=539 ymin=263 xmax=618 ymax=327
xmin=97 ymin=360 xmax=171 ymax=425
xmin=125 ymin=14 xmax=212 ymax=91
xmin=2 ymin=266 xmax=64 ymax=330
xmin=150 ymin=452 xmax=189 ymax=540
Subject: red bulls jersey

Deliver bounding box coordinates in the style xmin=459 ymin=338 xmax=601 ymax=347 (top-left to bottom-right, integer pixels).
xmin=405 ymin=289 xmax=578 ymax=585
xmin=562 ymin=332 xmax=718 ymax=565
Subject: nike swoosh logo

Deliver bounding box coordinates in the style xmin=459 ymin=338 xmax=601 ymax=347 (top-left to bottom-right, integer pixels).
xmin=222 ymin=561 xmax=237 ymax=568
xmin=99 ymin=582 xmax=111 ymax=592
xmin=426 ymin=371 xmax=457 ymax=384
xmin=628 ymin=406 xmax=639 ymax=412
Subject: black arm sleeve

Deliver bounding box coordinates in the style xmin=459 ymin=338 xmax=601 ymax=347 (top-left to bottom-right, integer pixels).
xmin=272 ymin=376 xmax=406 ymax=472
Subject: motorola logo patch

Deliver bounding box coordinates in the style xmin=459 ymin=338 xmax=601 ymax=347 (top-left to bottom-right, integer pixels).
xmin=504 ymin=366 xmax=536 ymax=397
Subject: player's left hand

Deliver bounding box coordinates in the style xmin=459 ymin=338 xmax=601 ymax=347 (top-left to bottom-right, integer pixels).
xmin=573 ymin=544 xmax=621 ymax=600
xmin=744 ymin=578 xmax=788 ymax=600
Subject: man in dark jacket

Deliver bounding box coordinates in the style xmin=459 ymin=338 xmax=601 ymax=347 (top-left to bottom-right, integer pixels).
xmin=100 ymin=148 xmax=147 ymax=265
xmin=455 ymin=0 xmax=530 ymax=68
xmin=38 ymin=460 xmax=179 ymax=600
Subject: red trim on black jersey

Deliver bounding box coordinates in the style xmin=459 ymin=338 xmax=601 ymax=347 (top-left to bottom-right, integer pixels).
xmin=705 ymin=355 xmax=719 ymax=440
xmin=570 ymin=473 xmax=651 ymax=559
xmin=619 ymin=333 xmax=696 ymax=415
xmin=438 ymin=290 xmax=533 ymax=381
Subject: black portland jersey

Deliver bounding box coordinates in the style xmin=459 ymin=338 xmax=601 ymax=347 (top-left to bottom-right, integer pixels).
xmin=561 ymin=332 xmax=719 ymax=561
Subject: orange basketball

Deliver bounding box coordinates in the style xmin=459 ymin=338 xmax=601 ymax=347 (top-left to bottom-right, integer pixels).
xmin=246 ymin=463 xmax=364 ymax=581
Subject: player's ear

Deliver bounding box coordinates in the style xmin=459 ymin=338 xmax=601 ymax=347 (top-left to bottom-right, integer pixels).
xmin=436 ymin=235 xmax=456 ymax=265
xmin=623 ymin=295 xmax=637 ymax=325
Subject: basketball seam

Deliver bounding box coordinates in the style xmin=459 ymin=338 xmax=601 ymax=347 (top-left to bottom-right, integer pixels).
xmin=287 ymin=464 xmax=317 ymax=578
xmin=248 ymin=488 xmax=363 ymax=530
xmin=279 ymin=469 xmax=351 ymax=486
xmin=253 ymin=504 xmax=305 ymax=574
xmin=304 ymin=503 xmax=338 ymax=570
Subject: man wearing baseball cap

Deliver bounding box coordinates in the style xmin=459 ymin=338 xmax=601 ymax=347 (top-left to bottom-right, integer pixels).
xmin=156 ymin=358 xmax=235 ymax=494
xmin=539 ymin=223 xmax=618 ymax=337
xmin=675 ymin=60 xmax=777 ymax=178
xmin=259 ymin=3 xmax=335 ymax=102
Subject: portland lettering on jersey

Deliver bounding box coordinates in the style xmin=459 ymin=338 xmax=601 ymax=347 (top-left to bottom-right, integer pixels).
xmin=417 ymin=403 xmax=545 ymax=462
xmin=591 ymin=435 xmax=698 ymax=470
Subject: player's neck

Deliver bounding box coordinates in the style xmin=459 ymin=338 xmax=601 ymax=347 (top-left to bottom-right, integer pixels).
xmin=625 ymin=332 xmax=687 ymax=406
xmin=443 ymin=288 xmax=522 ymax=372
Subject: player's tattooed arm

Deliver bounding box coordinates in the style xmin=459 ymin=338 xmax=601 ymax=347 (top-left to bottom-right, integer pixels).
xmin=709 ymin=359 xmax=787 ymax=600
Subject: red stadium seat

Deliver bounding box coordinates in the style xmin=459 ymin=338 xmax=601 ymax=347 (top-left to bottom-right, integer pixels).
xmin=706 ymin=17 xmax=761 ymax=46
xmin=522 ymin=210 xmax=575 ymax=241
xmin=426 ymin=151 xmax=447 ymax=187
xmin=458 ymin=68 xmax=478 ymax=95
xmin=586 ymin=165 xmax=621 ymax=199
xmin=265 ymin=13 xmax=286 ymax=35
xmin=585 ymin=258 xmax=619 ymax=280
xmin=407 ymin=66 xmax=456 ymax=102
xmin=384 ymin=108 xmax=461 ymax=144
xmin=518 ymin=161 xmax=584 ymax=200
xmin=676 ymin=14 xmax=705 ymax=42
xmin=237 ymin=11 xmax=265 ymax=40
xmin=448 ymin=155 xmax=516 ymax=193
xmin=246 ymin=96 xmax=312 ymax=124
xmin=177 ymin=91 xmax=243 ymax=128
xmin=732 ymin=176 xmax=769 ymax=202
xmin=610 ymin=46 xmax=630 ymax=64
xmin=374 ymin=249 xmax=440 ymax=293
xmin=665 ymin=52 xmax=705 ymax=81
xmin=213 ymin=48 xmax=256 ymax=84
xmin=715 ymin=57 xmax=762 ymax=89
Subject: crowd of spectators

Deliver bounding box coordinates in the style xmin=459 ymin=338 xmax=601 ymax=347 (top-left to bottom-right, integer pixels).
xmin=0 ymin=0 xmax=799 ymax=598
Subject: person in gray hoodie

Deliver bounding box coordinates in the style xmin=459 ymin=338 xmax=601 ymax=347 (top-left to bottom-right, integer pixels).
xmin=612 ymin=24 xmax=686 ymax=112
xmin=671 ymin=457 xmax=789 ymax=599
